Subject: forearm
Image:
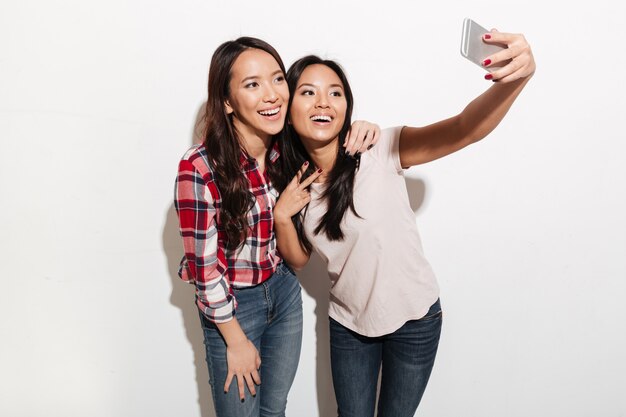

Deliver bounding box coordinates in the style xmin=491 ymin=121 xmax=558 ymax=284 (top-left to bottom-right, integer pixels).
xmin=459 ymin=75 xmax=532 ymax=144
xmin=275 ymin=216 xmax=310 ymax=270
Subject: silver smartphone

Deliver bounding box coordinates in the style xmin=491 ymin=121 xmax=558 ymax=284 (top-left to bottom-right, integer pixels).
xmin=460 ymin=18 xmax=506 ymax=69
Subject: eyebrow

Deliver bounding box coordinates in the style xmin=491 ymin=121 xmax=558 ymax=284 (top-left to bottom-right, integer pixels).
xmin=297 ymin=83 xmax=344 ymax=89
xmin=240 ymin=70 xmax=284 ymax=85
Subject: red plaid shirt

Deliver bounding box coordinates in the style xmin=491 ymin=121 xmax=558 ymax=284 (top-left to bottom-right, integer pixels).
xmin=174 ymin=143 xmax=282 ymax=323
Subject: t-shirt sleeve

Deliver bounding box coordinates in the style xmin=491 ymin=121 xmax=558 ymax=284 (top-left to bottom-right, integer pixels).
xmin=367 ymin=126 xmax=404 ymax=173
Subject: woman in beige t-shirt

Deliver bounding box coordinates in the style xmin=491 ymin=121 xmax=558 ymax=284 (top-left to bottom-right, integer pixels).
xmin=273 ymin=30 xmax=535 ymax=417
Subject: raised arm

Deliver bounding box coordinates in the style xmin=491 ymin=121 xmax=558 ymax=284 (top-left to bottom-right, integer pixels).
xmin=399 ymin=30 xmax=535 ymax=167
xmin=274 ymin=162 xmax=323 ymax=270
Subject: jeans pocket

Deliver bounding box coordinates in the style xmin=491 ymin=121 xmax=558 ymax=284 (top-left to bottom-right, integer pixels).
xmin=419 ymin=299 xmax=442 ymax=321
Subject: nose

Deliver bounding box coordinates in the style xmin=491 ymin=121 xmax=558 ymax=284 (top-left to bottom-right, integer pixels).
xmin=263 ymin=84 xmax=278 ymax=103
xmin=315 ymin=95 xmax=329 ymax=109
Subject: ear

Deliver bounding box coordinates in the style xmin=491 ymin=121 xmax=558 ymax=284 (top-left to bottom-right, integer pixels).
xmin=224 ymin=100 xmax=234 ymax=115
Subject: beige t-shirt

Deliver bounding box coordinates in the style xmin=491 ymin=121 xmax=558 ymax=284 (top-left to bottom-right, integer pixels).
xmin=304 ymin=126 xmax=440 ymax=337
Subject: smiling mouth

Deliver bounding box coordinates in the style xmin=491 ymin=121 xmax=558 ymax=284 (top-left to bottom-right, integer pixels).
xmin=258 ymin=107 xmax=281 ymax=117
xmin=310 ymin=115 xmax=333 ymax=123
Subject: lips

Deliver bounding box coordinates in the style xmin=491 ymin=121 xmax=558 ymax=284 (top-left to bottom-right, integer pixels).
xmin=310 ymin=114 xmax=333 ymax=123
xmin=258 ymin=106 xmax=282 ymax=121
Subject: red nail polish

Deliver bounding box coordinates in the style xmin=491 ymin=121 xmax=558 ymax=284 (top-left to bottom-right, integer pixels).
xmin=484 ymin=34 xmax=491 ymax=40
xmin=303 ymin=161 xmax=308 ymax=166
xmin=482 ymin=59 xmax=491 ymax=66
xmin=484 ymin=73 xmax=493 ymax=80
xmin=317 ymin=168 xmax=322 ymax=173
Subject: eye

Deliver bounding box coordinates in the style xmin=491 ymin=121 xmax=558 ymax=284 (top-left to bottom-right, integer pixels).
xmin=330 ymin=90 xmax=342 ymax=97
xmin=244 ymin=81 xmax=259 ymax=88
xmin=301 ymin=89 xmax=315 ymax=96
xmin=274 ymin=75 xmax=285 ymax=83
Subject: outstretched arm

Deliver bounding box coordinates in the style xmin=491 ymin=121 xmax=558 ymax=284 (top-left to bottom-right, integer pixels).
xmin=399 ymin=30 xmax=535 ymax=167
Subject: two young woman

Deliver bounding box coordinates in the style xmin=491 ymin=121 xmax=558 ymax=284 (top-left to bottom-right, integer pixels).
xmin=176 ymin=30 xmax=535 ymax=417
xmin=272 ymin=32 xmax=535 ymax=417
xmin=174 ymin=37 xmax=377 ymax=417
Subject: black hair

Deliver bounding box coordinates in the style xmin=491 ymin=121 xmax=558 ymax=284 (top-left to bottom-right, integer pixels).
xmin=275 ymin=55 xmax=360 ymax=253
xmin=203 ymin=37 xmax=286 ymax=250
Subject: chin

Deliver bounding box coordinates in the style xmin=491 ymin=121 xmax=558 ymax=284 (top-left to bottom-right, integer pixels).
xmin=261 ymin=121 xmax=286 ymax=136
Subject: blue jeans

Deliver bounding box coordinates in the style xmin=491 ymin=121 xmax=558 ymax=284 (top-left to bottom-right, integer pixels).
xmin=330 ymin=299 xmax=442 ymax=417
xmin=198 ymin=263 xmax=303 ymax=417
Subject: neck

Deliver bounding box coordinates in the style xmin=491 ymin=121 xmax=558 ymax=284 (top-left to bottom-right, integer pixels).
xmin=242 ymin=134 xmax=271 ymax=162
xmin=301 ymin=137 xmax=339 ymax=183
xmin=233 ymin=119 xmax=271 ymax=164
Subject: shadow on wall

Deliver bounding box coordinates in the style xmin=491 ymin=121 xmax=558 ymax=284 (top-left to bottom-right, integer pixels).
xmin=161 ymin=101 xmax=216 ymax=417
xmin=404 ymin=175 xmax=426 ymax=214
xmin=297 ymin=251 xmax=336 ymax=417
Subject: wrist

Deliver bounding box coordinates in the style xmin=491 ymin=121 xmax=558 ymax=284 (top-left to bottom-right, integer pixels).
xmin=274 ymin=212 xmax=292 ymax=226
xmin=226 ymin=334 xmax=248 ymax=347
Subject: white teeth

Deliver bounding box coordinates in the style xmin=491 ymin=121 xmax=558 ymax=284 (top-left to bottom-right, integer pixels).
xmin=259 ymin=108 xmax=280 ymax=116
xmin=310 ymin=115 xmax=332 ymax=122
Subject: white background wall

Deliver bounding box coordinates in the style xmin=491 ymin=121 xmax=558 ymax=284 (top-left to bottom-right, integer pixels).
xmin=2 ymin=1 xmax=625 ymax=416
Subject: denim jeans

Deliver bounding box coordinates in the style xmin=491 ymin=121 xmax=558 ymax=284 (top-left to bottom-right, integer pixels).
xmin=198 ymin=263 xmax=303 ymax=417
xmin=329 ymin=299 xmax=442 ymax=417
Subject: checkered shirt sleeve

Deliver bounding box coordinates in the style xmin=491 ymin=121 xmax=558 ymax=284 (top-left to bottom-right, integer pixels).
xmin=175 ymin=155 xmax=236 ymax=323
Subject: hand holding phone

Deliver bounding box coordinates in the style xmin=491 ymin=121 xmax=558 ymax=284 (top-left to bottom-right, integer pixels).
xmin=460 ymin=18 xmax=506 ymax=70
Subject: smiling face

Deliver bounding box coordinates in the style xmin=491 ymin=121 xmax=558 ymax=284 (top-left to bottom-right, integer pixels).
xmin=289 ymin=64 xmax=347 ymax=147
xmin=225 ymin=48 xmax=289 ymax=141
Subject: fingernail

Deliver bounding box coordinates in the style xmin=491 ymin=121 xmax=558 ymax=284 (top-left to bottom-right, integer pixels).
xmin=484 ymin=34 xmax=491 ymax=40
xmin=303 ymin=161 xmax=308 ymax=166
xmin=484 ymin=73 xmax=493 ymax=80
xmin=345 ymin=151 xmax=351 ymax=156
xmin=317 ymin=168 xmax=322 ymax=173
xmin=367 ymin=144 xmax=374 ymax=150
xmin=482 ymin=59 xmax=491 ymax=66
xmin=241 ymin=399 xmax=245 ymax=403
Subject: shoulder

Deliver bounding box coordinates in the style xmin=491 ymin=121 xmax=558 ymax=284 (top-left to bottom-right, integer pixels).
xmin=381 ymin=126 xmax=403 ymax=142
xmin=360 ymin=126 xmax=404 ymax=173
xmin=366 ymin=126 xmax=404 ymax=158
xmin=179 ymin=144 xmax=215 ymax=178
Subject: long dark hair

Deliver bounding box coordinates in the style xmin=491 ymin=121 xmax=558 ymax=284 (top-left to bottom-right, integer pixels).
xmin=204 ymin=37 xmax=286 ymax=251
xmin=275 ymin=56 xmax=360 ymax=253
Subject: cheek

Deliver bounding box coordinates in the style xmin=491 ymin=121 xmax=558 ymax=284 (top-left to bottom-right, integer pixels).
xmin=278 ymin=85 xmax=290 ymax=101
xmin=289 ymin=100 xmax=307 ymax=126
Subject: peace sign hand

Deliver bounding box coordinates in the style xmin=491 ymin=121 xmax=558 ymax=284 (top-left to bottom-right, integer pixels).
xmin=274 ymin=162 xmax=323 ymax=223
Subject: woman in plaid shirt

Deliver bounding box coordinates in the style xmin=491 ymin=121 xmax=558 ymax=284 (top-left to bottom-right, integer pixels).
xmin=175 ymin=37 xmax=379 ymax=417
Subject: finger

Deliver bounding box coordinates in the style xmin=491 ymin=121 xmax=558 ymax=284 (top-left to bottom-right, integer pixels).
xmin=224 ymin=372 xmax=233 ymax=393
xmin=358 ymin=125 xmax=381 ymax=153
xmin=352 ymin=123 xmax=370 ymax=154
xmin=252 ymin=369 xmax=261 ymax=386
xmin=487 ymin=57 xmax=524 ymax=82
xmin=345 ymin=124 xmax=362 ymax=155
xmin=245 ymin=373 xmax=257 ymax=397
xmin=495 ymin=65 xmax=530 ymax=84
xmin=298 ymin=168 xmax=323 ymax=189
xmin=296 ymin=161 xmax=309 ymax=183
xmin=370 ymin=128 xmax=380 ymax=147
xmin=355 ymin=130 xmax=372 ymax=154
xmin=482 ymin=30 xmax=515 ymax=46
xmin=482 ymin=44 xmax=522 ymax=71
xmin=237 ymin=373 xmax=245 ymax=401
